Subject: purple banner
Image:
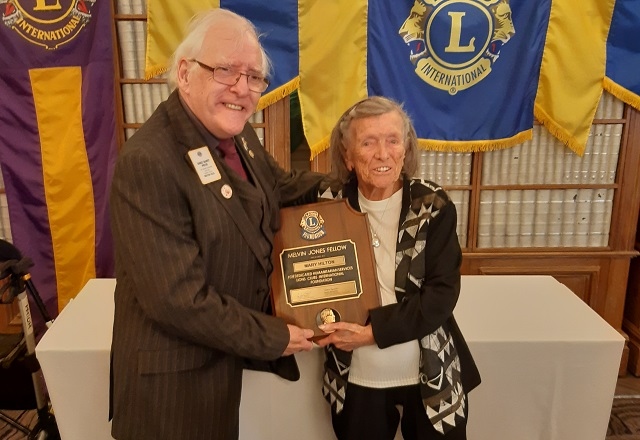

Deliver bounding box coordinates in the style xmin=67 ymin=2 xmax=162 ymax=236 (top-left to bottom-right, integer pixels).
xmin=0 ymin=0 xmax=116 ymax=331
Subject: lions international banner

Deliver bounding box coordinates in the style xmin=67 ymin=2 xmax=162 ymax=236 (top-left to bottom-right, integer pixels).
xmin=604 ymin=0 xmax=640 ymax=111
xmin=0 ymin=0 xmax=117 ymax=321
xmin=368 ymin=0 xmax=550 ymax=152
xmin=146 ymin=0 xmax=636 ymax=156
xmin=146 ymin=0 xmax=553 ymax=155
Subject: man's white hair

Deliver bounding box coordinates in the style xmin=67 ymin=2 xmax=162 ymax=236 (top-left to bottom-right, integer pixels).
xmin=166 ymin=8 xmax=272 ymax=90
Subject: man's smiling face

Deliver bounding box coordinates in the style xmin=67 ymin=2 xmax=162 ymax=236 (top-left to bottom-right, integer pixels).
xmin=179 ymin=23 xmax=264 ymax=139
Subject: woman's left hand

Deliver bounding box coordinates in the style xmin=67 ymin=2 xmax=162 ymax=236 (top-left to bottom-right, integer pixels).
xmin=314 ymin=322 xmax=375 ymax=351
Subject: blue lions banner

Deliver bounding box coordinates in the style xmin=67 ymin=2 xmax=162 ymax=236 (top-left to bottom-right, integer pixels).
xmin=146 ymin=0 xmax=637 ymax=156
xmin=604 ymin=0 xmax=640 ymax=110
xmin=368 ymin=0 xmax=551 ymax=151
xmin=144 ymin=0 xmax=555 ymax=154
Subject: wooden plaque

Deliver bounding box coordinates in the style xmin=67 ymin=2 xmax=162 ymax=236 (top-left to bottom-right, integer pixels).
xmin=271 ymin=199 xmax=381 ymax=339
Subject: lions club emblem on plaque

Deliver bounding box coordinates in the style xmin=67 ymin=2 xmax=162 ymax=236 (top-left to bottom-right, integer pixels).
xmin=299 ymin=210 xmax=326 ymax=241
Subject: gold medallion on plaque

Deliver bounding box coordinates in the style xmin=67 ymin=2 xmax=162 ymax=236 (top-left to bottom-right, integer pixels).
xmin=316 ymin=308 xmax=340 ymax=326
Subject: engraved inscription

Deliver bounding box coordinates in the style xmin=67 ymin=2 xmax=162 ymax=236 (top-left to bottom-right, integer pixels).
xmin=279 ymin=240 xmax=362 ymax=307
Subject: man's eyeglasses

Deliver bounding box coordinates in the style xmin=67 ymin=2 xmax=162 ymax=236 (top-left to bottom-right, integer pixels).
xmin=190 ymin=59 xmax=270 ymax=93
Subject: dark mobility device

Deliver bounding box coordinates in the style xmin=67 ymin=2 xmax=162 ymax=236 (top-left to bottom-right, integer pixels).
xmin=0 ymin=239 xmax=60 ymax=439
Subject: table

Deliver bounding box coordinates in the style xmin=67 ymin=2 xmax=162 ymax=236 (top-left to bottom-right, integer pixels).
xmin=35 ymin=276 xmax=623 ymax=440
xmin=456 ymin=276 xmax=623 ymax=439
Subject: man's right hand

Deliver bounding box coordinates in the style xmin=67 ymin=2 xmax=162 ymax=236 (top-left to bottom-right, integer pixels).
xmin=282 ymin=324 xmax=314 ymax=356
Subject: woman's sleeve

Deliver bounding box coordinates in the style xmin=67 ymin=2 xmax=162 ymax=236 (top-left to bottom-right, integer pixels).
xmin=369 ymin=196 xmax=462 ymax=349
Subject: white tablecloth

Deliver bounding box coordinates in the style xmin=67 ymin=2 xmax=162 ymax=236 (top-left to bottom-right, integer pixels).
xmin=35 ymin=275 xmax=623 ymax=440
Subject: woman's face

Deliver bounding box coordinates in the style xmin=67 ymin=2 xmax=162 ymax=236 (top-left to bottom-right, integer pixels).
xmin=344 ymin=111 xmax=406 ymax=200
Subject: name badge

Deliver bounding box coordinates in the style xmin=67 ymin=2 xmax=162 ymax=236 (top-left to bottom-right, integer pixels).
xmin=187 ymin=147 xmax=221 ymax=185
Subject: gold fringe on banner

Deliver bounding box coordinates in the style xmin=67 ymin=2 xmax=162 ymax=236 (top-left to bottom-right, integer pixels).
xmin=145 ymin=65 xmax=169 ymax=81
xmin=257 ymin=76 xmax=300 ymax=111
xmin=417 ymin=130 xmax=533 ymax=153
xmin=604 ymin=77 xmax=640 ymax=111
xmin=309 ymin=129 xmax=534 ymax=159
xmin=309 ymin=135 xmax=330 ymax=160
xmin=535 ymin=105 xmax=586 ymax=156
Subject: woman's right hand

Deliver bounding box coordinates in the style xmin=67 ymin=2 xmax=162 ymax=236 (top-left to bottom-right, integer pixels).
xmin=314 ymin=322 xmax=375 ymax=352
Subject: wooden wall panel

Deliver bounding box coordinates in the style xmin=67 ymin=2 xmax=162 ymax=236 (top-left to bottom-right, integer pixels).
xmin=265 ymin=100 xmax=291 ymax=171
xmin=623 ymin=209 xmax=640 ymax=375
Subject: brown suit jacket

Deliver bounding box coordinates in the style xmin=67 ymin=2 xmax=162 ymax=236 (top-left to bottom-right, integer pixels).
xmin=109 ymin=91 xmax=323 ymax=440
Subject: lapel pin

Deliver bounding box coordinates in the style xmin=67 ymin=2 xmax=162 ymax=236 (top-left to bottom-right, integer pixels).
xmin=221 ymin=184 xmax=233 ymax=199
xmin=241 ymin=137 xmax=254 ymax=158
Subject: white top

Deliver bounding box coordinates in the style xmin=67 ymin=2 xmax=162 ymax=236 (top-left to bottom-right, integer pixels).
xmin=349 ymin=188 xmax=420 ymax=388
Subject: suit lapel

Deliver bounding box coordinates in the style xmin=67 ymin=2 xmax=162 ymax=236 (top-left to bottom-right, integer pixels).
xmin=166 ymin=91 xmax=271 ymax=272
xmin=232 ymin=131 xmax=279 ymax=261
xmin=235 ymin=131 xmax=276 ymax=212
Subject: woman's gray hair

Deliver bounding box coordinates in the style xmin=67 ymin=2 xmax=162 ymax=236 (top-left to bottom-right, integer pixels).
xmin=166 ymin=8 xmax=272 ymax=89
xmin=329 ymin=96 xmax=419 ymax=183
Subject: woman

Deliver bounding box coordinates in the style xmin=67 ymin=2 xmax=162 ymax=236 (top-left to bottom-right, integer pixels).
xmin=316 ymin=96 xmax=481 ymax=440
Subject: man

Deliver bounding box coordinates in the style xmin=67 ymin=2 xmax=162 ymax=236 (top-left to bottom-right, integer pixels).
xmin=109 ymin=9 xmax=323 ymax=440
